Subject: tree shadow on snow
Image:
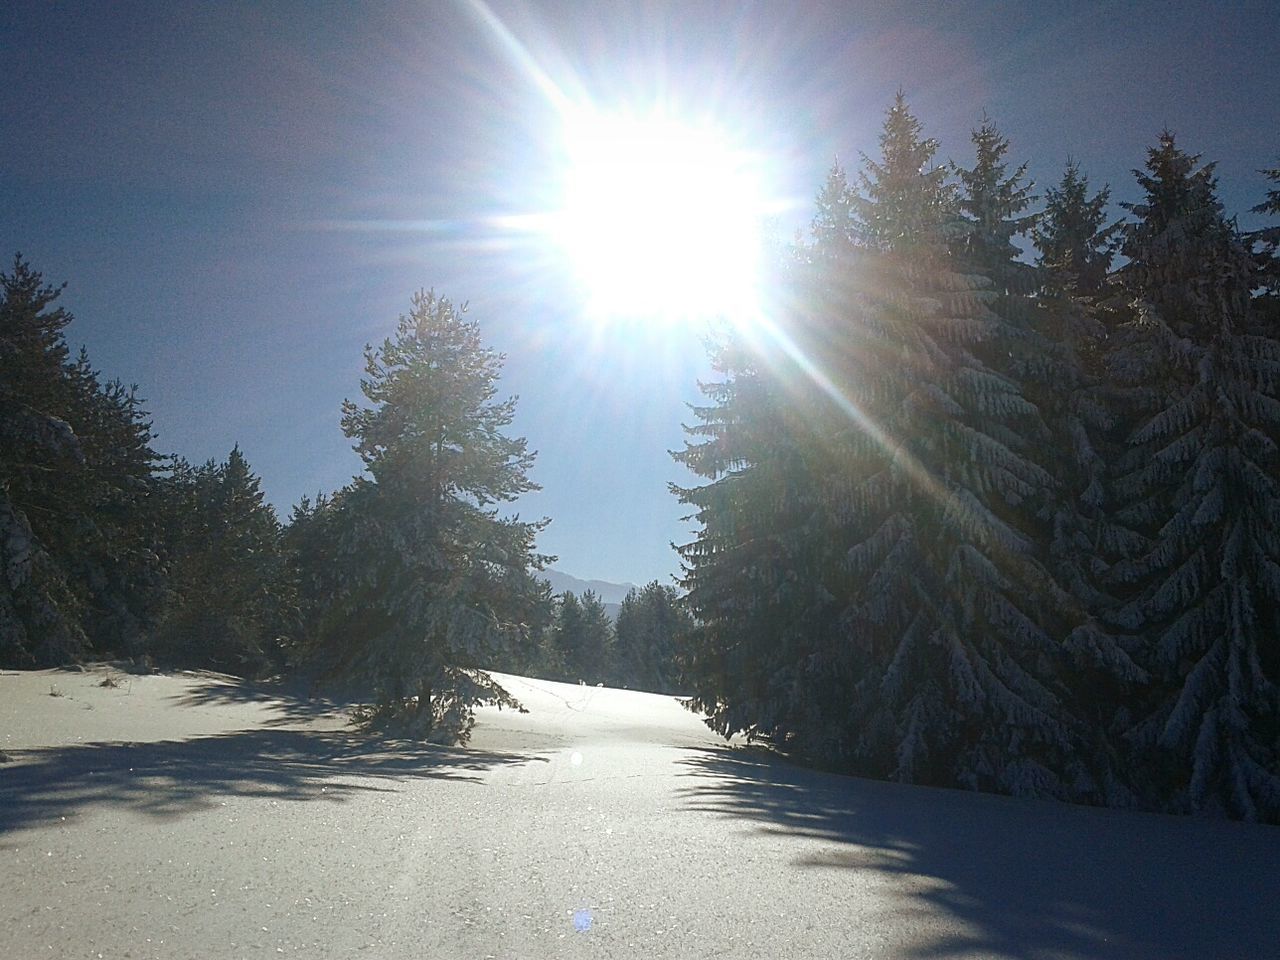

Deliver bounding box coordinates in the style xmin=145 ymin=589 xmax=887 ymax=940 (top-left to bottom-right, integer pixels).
xmin=164 ymin=673 xmax=353 ymax=726
xmin=677 ymin=747 xmax=1280 ymax=960
xmin=0 ymin=729 xmax=543 ymax=835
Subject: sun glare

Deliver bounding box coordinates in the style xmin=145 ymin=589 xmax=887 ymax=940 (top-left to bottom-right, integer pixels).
xmin=554 ymin=111 xmax=767 ymax=325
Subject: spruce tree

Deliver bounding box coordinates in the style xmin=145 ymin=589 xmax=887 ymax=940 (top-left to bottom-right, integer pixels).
xmin=678 ymin=99 xmax=1080 ymax=797
xmin=153 ymin=447 xmax=289 ymax=672
xmin=1109 ymin=135 xmax=1280 ymax=821
xmin=673 ymin=303 xmax=839 ymax=745
xmin=1250 ymin=162 xmax=1280 ymax=251
xmin=63 ymin=351 xmax=165 ymax=656
xmin=953 ymin=117 xmax=1039 ymax=299
xmin=1033 ymin=161 xmax=1117 ymax=297
xmin=829 ymin=96 xmax=1075 ymax=795
xmin=551 ymin=590 xmax=613 ymax=683
xmin=325 ymin=290 xmax=549 ymax=740
xmin=676 ymin=155 xmax=884 ymax=747
xmin=0 ymin=257 xmax=85 ymax=665
xmin=282 ymin=490 xmax=335 ymax=662
xmin=1251 ymin=163 xmax=1280 ymax=334
xmin=1031 ymin=164 xmax=1146 ymax=800
xmin=614 ymin=581 xmax=692 ymax=694
xmin=575 ymin=590 xmax=614 ymax=682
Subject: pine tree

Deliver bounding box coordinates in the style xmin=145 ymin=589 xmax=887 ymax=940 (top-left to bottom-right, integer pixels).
xmin=673 ymin=302 xmax=839 ymax=745
xmin=1250 ymin=162 xmax=1280 ymax=254
xmin=953 ymin=117 xmax=1039 ymax=299
xmin=577 ymin=589 xmax=614 ymax=682
xmin=827 ymin=96 xmax=1075 ymax=795
xmin=1033 ymin=161 xmax=1117 ymax=297
xmin=1251 ymin=163 xmax=1280 ymax=335
xmin=550 ymin=590 xmax=613 ymax=683
xmin=677 ymin=99 xmax=1079 ymax=797
xmin=1032 ymin=164 xmax=1146 ymax=799
xmin=153 ymin=447 xmax=290 ymax=672
xmin=614 ymin=581 xmax=692 ymax=693
xmin=324 ymin=290 xmax=549 ymax=740
xmin=1109 ymin=135 xmax=1280 ymax=821
xmin=282 ymin=489 xmax=334 ymax=662
xmin=675 ymin=157 xmax=878 ymax=746
xmin=0 ymin=257 xmax=85 ymax=665
xmin=809 ymin=162 xmax=859 ymax=256
xmin=63 ymin=351 xmax=165 ymax=656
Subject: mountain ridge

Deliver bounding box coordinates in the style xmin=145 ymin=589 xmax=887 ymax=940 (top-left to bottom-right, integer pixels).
xmin=540 ymin=568 xmax=638 ymax=606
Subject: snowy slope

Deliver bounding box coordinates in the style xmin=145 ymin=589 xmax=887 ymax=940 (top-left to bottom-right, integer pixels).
xmin=2 ymin=666 xmax=1276 ymax=959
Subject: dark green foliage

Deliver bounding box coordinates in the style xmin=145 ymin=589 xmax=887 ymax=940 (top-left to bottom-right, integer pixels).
xmin=830 ymin=99 xmax=1075 ymax=795
xmin=152 ymin=448 xmax=292 ymax=673
xmin=282 ymin=490 xmax=337 ymax=660
xmin=953 ymin=117 xmax=1039 ymax=297
xmin=673 ymin=322 xmax=838 ymax=747
xmin=527 ymin=590 xmax=615 ymax=684
xmin=553 ymin=590 xmax=613 ymax=683
xmin=308 ymin=290 xmax=550 ymax=740
xmin=1252 ymin=164 xmax=1280 ymax=332
xmin=0 ymin=258 xmax=86 ymax=665
xmin=0 ymin=258 xmax=162 ymax=667
xmin=1249 ymin=163 xmax=1280 ymax=258
xmin=62 ymin=352 xmax=166 ymax=656
xmin=679 ymin=99 xmax=1078 ymax=797
xmin=1034 ymin=161 xmax=1118 ymax=297
xmin=613 ymin=581 xmax=692 ymax=694
xmin=1031 ymin=165 xmax=1145 ymax=798
xmin=1106 ymin=136 xmax=1280 ymax=820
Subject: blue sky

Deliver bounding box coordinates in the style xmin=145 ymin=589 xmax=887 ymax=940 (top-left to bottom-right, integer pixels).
xmin=2 ymin=0 xmax=1277 ymax=584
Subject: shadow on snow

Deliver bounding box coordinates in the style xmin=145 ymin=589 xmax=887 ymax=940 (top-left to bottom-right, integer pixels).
xmin=1 ymin=729 xmax=541 ymax=835
xmin=163 ymin=673 xmax=354 ymax=726
xmin=677 ymin=747 xmax=1279 ymax=960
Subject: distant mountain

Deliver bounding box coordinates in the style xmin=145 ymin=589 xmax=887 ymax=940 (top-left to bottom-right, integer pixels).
xmin=541 ymin=569 xmax=638 ymax=605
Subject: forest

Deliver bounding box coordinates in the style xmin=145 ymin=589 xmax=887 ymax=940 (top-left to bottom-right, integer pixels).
xmin=3 ymin=96 xmax=1278 ymax=822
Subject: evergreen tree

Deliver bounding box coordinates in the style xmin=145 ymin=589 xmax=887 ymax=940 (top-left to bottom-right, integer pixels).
xmin=1108 ymin=135 xmax=1280 ymax=821
xmin=322 ymin=290 xmax=549 ymax=740
xmin=678 ymin=99 xmax=1080 ymax=796
xmin=549 ymin=590 xmax=613 ymax=683
xmin=675 ymin=163 xmax=870 ymax=745
xmin=673 ymin=303 xmax=839 ymax=745
xmin=282 ymin=489 xmax=335 ymax=662
xmin=1033 ymin=161 xmax=1117 ymax=297
xmin=1251 ymin=163 xmax=1280 ymax=333
xmin=1032 ymin=164 xmax=1146 ymax=796
xmin=526 ymin=622 xmax=569 ymax=681
xmin=0 ymin=257 xmax=165 ymax=667
xmin=548 ymin=590 xmax=584 ymax=681
xmin=0 ymin=257 xmax=85 ymax=665
xmin=1250 ymin=162 xmax=1280 ymax=253
xmin=63 ymin=351 xmax=165 ymax=656
xmin=614 ymin=581 xmax=692 ymax=693
xmin=953 ymin=116 xmax=1039 ymax=299
xmin=809 ymin=162 xmax=859 ymax=256
xmin=153 ymin=447 xmax=290 ymax=672
xmin=827 ymin=96 xmax=1075 ymax=796
xmin=576 ymin=589 xmax=614 ymax=682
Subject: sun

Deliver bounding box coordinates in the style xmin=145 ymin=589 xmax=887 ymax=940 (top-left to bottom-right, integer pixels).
xmin=553 ymin=110 xmax=768 ymax=325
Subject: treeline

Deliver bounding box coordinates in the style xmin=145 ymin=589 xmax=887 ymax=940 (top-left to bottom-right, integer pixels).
xmin=0 ymin=256 xmax=315 ymax=677
xmin=0 ymin=274 xmax=685 ymax=739
xmin=675 ymin=97 xmax=1280 ymax=822
xmin=527 ymin=583 xmax=691 ymax=694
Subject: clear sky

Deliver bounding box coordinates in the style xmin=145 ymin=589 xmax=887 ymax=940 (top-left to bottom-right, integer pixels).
xmin=3 ymin=0 xmax=1277 ymax=585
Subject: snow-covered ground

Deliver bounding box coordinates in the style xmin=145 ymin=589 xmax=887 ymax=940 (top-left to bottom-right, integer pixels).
xmin=2 ymin=665 xmax=1276 ymax=959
